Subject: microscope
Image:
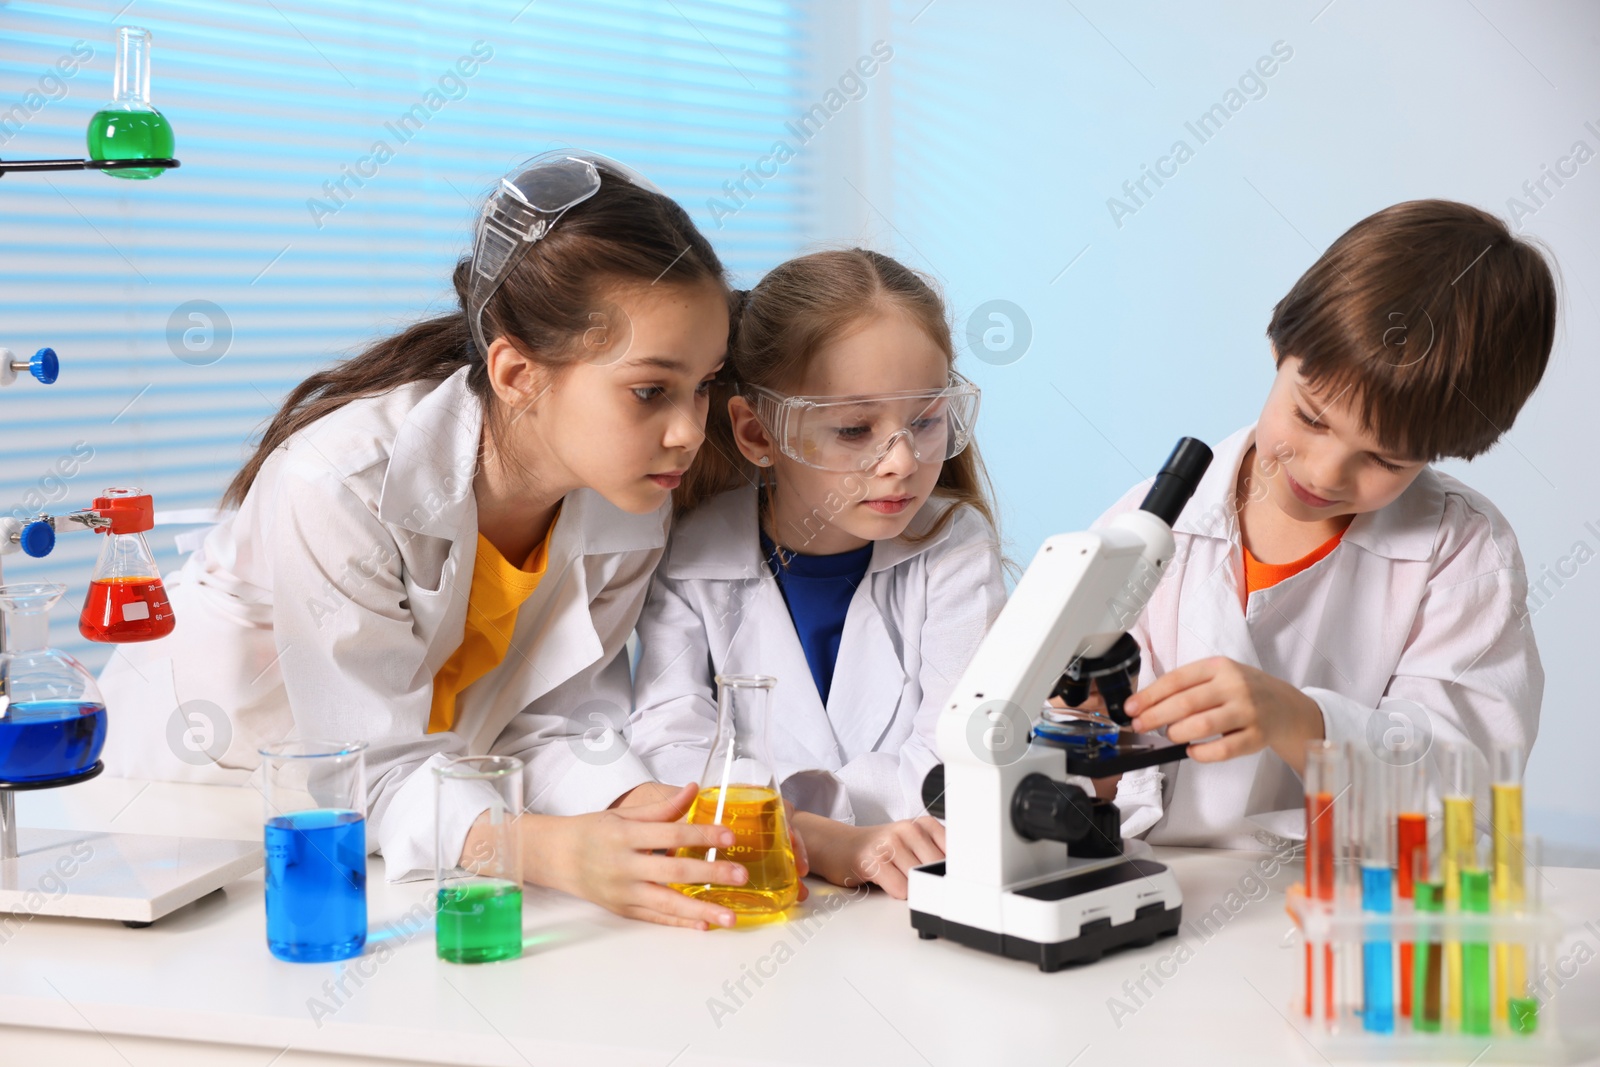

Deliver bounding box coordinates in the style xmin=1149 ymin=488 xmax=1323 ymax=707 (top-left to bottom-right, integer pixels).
xmin=907 ymin=438 xmax=1212 ymax=971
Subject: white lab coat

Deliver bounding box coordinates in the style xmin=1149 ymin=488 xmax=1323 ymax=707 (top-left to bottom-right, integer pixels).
xmin=98 ymin=367 xmax=662 ymax=880
xmin=627 ymin=483 xmax=1007 ymax=826
xmin=1098 ymin=424 xmax=1542 ymax=849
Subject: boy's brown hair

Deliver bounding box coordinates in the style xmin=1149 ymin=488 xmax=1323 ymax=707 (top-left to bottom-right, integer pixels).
xmin=1266 ymin=199 xmax=1556 ymax=462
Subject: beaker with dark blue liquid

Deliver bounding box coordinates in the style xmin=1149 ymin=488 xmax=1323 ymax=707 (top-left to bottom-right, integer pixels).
xmin=260 ymin=740 xmax=368 ymax=962
xmin=0 ymin=583 xmax=109 ymax=783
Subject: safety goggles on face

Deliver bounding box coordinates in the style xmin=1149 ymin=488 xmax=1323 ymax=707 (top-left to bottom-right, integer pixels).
xmin=468 ymin=150 xmax=661 ymax=359
xmin=744 ymin=372 xmax=981 ymax=473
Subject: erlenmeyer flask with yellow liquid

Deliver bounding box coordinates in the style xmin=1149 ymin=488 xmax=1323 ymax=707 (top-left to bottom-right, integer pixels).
xmin=672 ymin=674 xmax=798 ymax=920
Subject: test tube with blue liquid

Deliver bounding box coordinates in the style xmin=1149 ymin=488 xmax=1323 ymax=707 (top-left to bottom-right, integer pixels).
xmin=260 ymin=740 xmax=368 ymax=962
xmin=1356 ymin=750 xmax=1396 ymax=1034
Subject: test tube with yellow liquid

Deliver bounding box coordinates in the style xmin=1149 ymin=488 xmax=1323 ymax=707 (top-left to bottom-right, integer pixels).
xmin=1492 ymin=745 xmax=1528 ymax=1029
xmin=1440 ymin=744 xmax=1477 ymax=1026
xmin=673 ymin=675 xmax=798 ymax=922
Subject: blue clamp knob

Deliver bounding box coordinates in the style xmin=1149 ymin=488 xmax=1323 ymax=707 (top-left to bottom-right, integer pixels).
xmin=30 ymin=347 xmax=59 ymax=385
xmin=19 ymin=519 xmax=55 ymax=558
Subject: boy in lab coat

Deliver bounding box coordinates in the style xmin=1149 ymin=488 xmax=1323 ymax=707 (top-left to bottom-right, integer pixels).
xmin=1095 ymin=199 xmax=1556 ymax=848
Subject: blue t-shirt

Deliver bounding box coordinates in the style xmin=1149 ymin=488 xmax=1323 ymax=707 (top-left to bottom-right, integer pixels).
xmin=760 ymin=530 xmax=874 ymax=704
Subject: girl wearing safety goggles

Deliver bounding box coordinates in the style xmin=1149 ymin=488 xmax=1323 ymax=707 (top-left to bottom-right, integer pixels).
xmin=626 ymin=248 xmax=1007 ymax=899
xmin=98 ymin=152 xmax=803 ymax=930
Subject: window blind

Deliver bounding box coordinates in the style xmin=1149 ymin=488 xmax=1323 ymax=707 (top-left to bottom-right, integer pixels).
xmin=0 ymin=0 xmax=813 ymax=669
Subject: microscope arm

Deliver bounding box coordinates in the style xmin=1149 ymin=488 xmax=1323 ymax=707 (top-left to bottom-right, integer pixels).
xmin=933 ymin=438 xmax=1213 ymax=779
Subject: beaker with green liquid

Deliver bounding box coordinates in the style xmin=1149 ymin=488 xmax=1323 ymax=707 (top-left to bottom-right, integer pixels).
xmin=434 ymin=755 xmax=524 ymax=964
xmin=87 ymin=27 xmax=174 ymax=179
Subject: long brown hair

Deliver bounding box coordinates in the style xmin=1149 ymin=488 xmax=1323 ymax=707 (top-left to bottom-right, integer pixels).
xmin=223 ymin=171 xmax=727 ymax=507
xmin=676 ymin=248 xmax=998 ymax=545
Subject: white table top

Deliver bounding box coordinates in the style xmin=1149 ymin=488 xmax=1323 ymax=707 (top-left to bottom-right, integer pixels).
xmin=5 ymin=775 xmax=1599 ymax=1067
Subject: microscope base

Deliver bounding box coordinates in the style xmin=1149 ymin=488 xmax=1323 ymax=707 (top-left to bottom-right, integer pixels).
xmin=908 ymin=854 xmax=1182 ymax=972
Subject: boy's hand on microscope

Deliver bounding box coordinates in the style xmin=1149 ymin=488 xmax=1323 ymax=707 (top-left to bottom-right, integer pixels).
xmin=1123 ymin=656 xmax=1324 ymax=769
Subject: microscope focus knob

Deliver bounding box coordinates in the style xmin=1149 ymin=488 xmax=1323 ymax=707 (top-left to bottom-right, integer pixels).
xmin=1011 ymin=773 xmax=1123 ymax=857
xmin=921 ymin=763 xmax=945 ymax=820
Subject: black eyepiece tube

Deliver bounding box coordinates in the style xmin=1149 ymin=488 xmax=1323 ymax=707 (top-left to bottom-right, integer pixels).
xmin=1138 ymin=437 xmax=1213 ymax=527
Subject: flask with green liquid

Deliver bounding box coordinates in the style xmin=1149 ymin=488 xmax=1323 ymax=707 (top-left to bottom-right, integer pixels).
xmin=87 ymin=27 xmax=174 ymax=179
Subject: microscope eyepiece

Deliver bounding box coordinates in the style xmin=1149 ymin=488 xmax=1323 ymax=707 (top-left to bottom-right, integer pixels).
xmin=1138 ymin=437 xmax=1213 ymax=528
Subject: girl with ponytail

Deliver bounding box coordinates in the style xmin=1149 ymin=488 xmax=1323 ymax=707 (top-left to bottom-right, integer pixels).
xmin=99 ymin=152 xmax=804 ymax=930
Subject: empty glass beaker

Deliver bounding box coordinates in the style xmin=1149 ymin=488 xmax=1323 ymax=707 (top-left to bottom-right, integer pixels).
xmin=0 ymin=582 xmax=107 ymax=783
xmin=79 ymin=488 xmax=175 ymax=643
xmin=672 ymin=674 xmax=798 ymax=918
xmin=87 ymin=27 xmax=175 ymax=179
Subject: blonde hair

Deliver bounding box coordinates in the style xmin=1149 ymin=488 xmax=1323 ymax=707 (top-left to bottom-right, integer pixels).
xmin=675 ymin=248 xmax=998 ymax=545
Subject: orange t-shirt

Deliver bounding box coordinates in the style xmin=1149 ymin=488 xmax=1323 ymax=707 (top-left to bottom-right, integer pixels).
xmin=427 ymin=518 xmax=557 ymax=734
xmin=1243 ymin=527 xmax=1347 ymax=595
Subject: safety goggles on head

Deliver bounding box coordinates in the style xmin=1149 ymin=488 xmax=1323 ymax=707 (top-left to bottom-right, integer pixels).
xmin=744 ymin=372 xmax=981 ymax=473
xmin=468 ymin=150 xmax=661 ymax=359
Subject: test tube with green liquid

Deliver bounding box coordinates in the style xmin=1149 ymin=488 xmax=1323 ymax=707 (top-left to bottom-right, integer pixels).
xmin=434 ymin=756 xmax=524 ymax=964
xmin=1508 ymin=835 xmax=1543 ymax=1035
xmin=1412 ymin=838 xmax=1445 ymax=1034
xmin=1461 ymin=840 xmax=1493 ymax=1036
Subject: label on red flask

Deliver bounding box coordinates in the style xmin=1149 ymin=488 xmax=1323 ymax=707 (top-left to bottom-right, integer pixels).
xmin=79 ymin=576 xmax=175 ymax=642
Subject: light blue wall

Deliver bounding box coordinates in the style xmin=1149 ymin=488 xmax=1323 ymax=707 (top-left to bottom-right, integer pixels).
xmin=821 ymin=0 xmax=1600 ymax=858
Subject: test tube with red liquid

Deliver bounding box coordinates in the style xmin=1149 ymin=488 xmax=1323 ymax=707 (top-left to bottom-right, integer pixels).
xmin=1393 ymin=759 xmax=1429 ymax=1020
xmin=77 ymin=488 xmax=175 ymax=643
xmin=1305 ymin=740 xmax=1345 ymax=1024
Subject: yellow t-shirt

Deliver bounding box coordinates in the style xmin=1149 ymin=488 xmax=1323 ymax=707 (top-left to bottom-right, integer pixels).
xmin=427 ymin=518 xmax=557 ymax=734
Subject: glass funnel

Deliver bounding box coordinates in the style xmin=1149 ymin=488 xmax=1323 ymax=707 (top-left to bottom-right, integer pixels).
xmin=672 ymin=674 xmax=798 ymax=919
xmin=0 ymin=583 xmax=107 ymax=783
xmin=87 ymin=27 xmax=175 ymax=180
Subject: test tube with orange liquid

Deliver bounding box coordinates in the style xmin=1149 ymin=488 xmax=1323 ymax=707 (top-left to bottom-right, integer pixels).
xmin=1393 ymin=759 xmax=1429 ymax=1021
xmin=1304 ymin=741 xmax=1344 ymax=1023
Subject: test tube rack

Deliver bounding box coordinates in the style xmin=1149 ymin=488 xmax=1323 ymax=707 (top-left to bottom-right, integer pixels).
xmin=1286 ymin=878 xmax=1567 ymax=1060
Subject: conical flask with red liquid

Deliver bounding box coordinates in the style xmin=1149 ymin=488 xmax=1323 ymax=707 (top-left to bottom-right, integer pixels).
xmin=78 ymin=488 xmax=175 ymax=643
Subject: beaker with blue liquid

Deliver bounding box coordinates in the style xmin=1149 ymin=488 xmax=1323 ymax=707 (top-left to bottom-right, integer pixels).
xmin=0 ymin=583 xmax=108 ymax=783
xmin=259 ymin=740 xmax=368 ymax=962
